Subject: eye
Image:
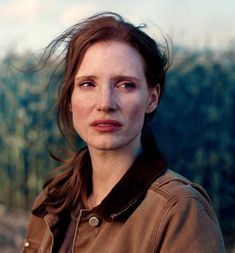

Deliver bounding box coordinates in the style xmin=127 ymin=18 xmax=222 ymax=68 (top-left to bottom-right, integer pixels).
xmin=79 ymin=81 xmax=95 ymax=88
xmin=117 ymin=82 xmax=136 ymax=90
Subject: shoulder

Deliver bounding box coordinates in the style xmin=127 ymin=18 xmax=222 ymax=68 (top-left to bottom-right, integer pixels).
xmin=31 ymin=147 xmax=89 ymax=217
xmin=147 ymin=169 xmax=215 ymax=216
xmin=143 ymin=170 xmax=225 ymax=252
xmin=148 ymin=169 xmax=214 ymax=211
xmin=32 ymin=190 xmax=47 ymax=210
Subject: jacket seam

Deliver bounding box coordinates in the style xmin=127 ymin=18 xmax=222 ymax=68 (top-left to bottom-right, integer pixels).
xmin=151 ymin=183 xmax=216 ymax=216
xmin=151 ymin=198 xmax=176 ymax=253
xmin=151 ymin=178 xmax=213 ymax=209
xmin=72 ymin=210 xmax=83 ymax=253
xmin=150 ymin=184 xmax=174 ymax=200
xmin=156 ymin=178 xmax=192 ymax=188
xmin=44 ymin=216 xmax=54 ymax=253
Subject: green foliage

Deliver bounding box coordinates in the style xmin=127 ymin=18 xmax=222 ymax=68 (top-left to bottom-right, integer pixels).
xmin=0 ymin=53 xmax=63 ymax=209
xmin=0 ymin=48 xmax=234 ymax=248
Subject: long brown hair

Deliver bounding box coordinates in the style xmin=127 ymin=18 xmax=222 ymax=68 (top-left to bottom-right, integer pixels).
xmin=39 ymin=12 xmax=170 ymax=214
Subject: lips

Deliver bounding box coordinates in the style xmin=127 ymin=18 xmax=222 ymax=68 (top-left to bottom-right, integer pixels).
xmin=91 ymin=120 xmax=122 ymax=126
xmin=91 ymin=120 xmax=122 ymax=132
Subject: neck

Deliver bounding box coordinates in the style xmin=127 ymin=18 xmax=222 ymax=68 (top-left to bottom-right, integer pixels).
xmin=86 ymin=139 xmax=142 ymax=208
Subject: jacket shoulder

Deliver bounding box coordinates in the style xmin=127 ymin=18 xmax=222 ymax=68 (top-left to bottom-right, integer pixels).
xmin=32 ymin=190 xmax=47 ymax=209
xmin=150 ymin=169 xmax=213 ymax=210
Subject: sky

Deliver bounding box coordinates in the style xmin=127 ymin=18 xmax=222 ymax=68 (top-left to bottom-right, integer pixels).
xmin=0 ymin=0 xmax=235 ymax=57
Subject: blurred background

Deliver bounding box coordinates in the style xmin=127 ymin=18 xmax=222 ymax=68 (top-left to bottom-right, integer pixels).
xmin=0 ymin=0 xmax=234 ymax=252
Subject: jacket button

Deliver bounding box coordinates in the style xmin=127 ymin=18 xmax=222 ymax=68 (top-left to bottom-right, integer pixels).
xmin=89 ymin=216 xmax=100 ymax=227
xmin=24 ymin=241 xmax=30 ymax=247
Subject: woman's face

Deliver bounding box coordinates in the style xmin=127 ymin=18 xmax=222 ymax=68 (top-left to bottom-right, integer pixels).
xmin=71 ymin=41 xmax=159 ymax=152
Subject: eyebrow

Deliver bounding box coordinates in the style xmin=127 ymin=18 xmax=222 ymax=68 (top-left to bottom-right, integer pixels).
xmin=75 ymin=75 xmax=96 ymax=81
xmin=112 ymin=75 xmax=141 ymax=82
xmin=75 ymin=75 xmax=141 ymax=82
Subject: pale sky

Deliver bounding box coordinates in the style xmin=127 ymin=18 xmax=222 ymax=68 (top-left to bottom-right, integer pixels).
xmin=0 ymin=0 xmax=235 ymax=57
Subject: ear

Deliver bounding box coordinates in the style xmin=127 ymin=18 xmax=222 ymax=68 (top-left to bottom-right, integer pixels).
xmin=145 ymin=84 xmax=160 ymax=113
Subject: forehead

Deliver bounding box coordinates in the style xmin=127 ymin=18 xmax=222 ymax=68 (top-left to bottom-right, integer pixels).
xmin=76 ymin=41 xmax=145 ymax=78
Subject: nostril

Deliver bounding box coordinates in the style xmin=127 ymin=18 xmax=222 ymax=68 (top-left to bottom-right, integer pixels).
xmin=97 ymin=103 xmax=116 ymax=112
xmin=96 ymin=91 xmax=116 ymax=112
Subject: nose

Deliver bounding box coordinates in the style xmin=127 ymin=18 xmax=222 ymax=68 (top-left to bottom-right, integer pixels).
xmin=96 ymin=85 xmax=117 ymax=112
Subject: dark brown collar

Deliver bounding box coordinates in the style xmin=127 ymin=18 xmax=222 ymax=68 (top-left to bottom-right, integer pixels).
xmin=92 ymin=144 xmax=166 ymax=221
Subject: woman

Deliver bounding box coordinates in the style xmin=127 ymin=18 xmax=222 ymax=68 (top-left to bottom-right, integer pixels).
xmin=23 ymin=12 xmax=225 ymax=252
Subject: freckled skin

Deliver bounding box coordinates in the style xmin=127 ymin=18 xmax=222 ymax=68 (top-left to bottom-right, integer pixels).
xmin=70 ymin=41 xmax=159 ymax=153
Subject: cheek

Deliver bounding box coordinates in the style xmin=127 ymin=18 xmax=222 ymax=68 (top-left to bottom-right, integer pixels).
xmin=71 ymin=94 xmax=84 ymax=116
xmin=128 ymin=101 xmax=147 ymax=123
xmin=71 ymin=100 xmax=83 ymax=129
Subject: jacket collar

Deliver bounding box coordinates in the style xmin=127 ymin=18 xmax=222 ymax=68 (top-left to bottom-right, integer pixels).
xmin=92 ymin=142 xmax=166 ymax=221
xmin=33 ymin=139 xmax=167 ymax=222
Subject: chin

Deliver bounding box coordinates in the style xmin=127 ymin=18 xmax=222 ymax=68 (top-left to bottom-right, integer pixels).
xmin=86 ymin=138 xmax=124 ymax=151
xmin=87 ymin=136 xmax=139 ymax=152
xmin=89 ymin=143 xmax=121 ymax=151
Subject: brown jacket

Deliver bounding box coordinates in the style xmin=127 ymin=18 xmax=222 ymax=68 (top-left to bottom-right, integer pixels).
xmin=23 ymin=148 xmax=226 ymax=253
